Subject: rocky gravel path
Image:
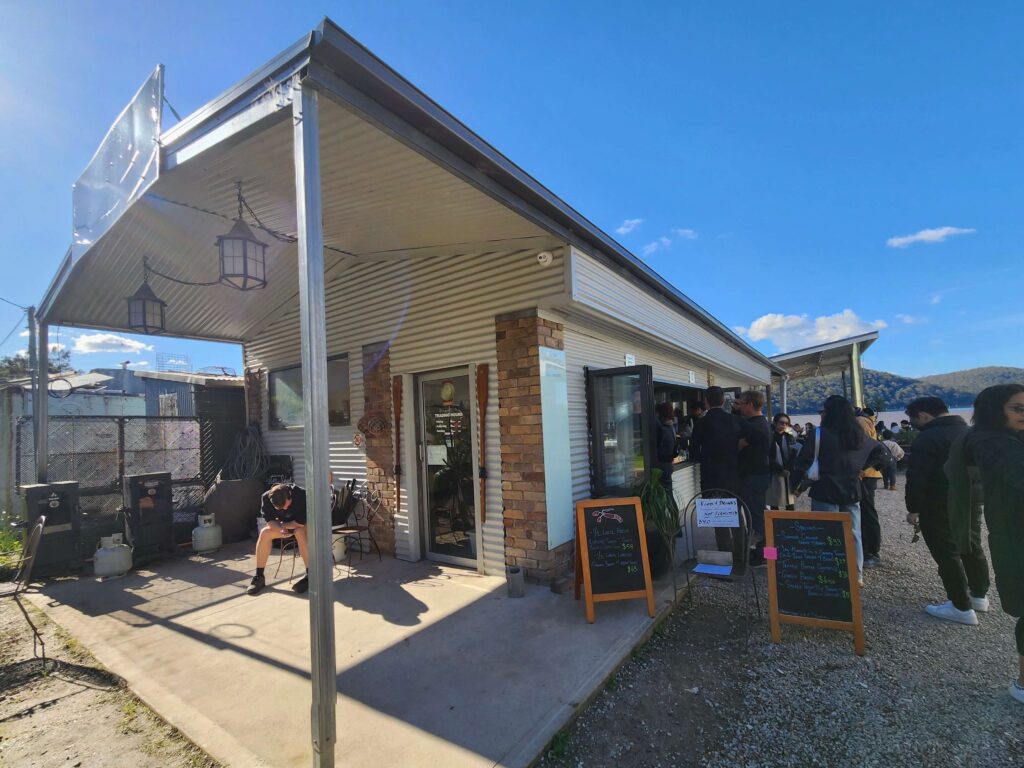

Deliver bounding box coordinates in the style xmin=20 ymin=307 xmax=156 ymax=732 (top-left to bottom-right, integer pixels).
xmin=541 ymin=480 xmax=1024 ymax=767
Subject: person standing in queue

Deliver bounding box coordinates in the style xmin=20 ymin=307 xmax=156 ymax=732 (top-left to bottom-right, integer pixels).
xmin=737 ymin=390 xmax=772 ymax=565
xmin=690 ymin=386 xmax=744 ymax=562
xmin=954 ymin=384 xmax=1024 ymax=705
xmin=904 ymin=396 xmax=988 ymax=625
xmin=768 ymin=413 xmax=798 ymax=511
xmin=792 ymin=396 xmax=888 ymax=585
xmin=857 ymin=407 xmax=884 ymax=568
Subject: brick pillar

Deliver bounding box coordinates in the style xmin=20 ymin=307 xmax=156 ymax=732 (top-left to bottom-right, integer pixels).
xmin=362 ymin=341 xmax=397 ymax=556
xmin=496 ymin=309 xmax=573 ymax=585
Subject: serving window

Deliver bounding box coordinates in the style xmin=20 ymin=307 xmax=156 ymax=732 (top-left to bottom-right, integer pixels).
xmin=586 ymin=364 xmax=706 ymax=496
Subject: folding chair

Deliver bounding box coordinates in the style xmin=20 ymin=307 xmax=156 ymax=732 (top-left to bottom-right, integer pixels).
xmin=0 ymin=516 xmax=48 ymax=666
xmin=677 ymin=489 xmax=762 ymax=641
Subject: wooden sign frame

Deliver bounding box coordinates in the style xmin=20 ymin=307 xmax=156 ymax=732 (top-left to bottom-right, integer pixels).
xmin=574 ymin=497 xmax=656 ymax=624
xmin=765 ymin=510 xmax=865 ymax=656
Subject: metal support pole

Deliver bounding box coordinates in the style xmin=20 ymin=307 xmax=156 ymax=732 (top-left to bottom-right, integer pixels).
xmin=27 ymin=307 xmax=37 ymax=460
xmin=780 ymin=375 xmax=789 ymax=414
xmin=850 ymin=342 xmax=864 ymax=409
xmin=293 ymin=80 xmax=336 ymax=768
xmin=841 ymin=369 xmax=849 ymax=401
xmin=35 ymin=321 xmax=49 ymax=483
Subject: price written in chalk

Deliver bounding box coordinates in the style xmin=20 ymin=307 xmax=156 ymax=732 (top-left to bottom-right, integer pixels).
xmin=696 ymin=498 xmax=740 ymax=528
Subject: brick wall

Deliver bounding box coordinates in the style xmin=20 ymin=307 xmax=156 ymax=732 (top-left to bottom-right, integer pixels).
xmin=495 ymin=309 xmax=572 ymax=585
xmin=362 ymin=341 xmax=397 ymax=556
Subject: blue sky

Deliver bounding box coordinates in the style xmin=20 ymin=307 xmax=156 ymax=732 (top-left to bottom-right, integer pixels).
xmin=1 ymin=1 xmax=1021 ymax=379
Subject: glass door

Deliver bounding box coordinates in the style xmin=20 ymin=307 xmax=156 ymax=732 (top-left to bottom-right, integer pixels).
xmin=585 ymin=365 xmax=654 ymax=496
xmin=417 ymin=369 xmax=477 ymax=566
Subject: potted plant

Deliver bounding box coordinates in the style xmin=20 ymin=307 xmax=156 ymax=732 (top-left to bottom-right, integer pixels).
xmin=632 ymin=468 xmax=678 ymax=577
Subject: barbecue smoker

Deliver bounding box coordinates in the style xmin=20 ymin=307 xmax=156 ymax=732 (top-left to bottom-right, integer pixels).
xmin=122 ymin=472 xmax=175 ymax=563
xmin=21 ymin=481 xmax=81 ymax=575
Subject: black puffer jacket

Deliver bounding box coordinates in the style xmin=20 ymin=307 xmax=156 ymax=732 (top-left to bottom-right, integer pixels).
xmin=792 ymin=427 xmax=888 ymax=505
xmin=905 ymin=414 xmax=968 ymax=517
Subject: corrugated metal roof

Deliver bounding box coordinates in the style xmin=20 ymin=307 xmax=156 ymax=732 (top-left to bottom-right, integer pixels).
xmin=770 ymin=332 xmax=879 ymax=381
xmin=39 ymin=16 xmax=783 ymax=374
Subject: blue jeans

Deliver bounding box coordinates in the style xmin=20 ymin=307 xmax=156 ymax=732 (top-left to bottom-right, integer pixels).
xmin=811 ymin=499 xmax=863 ymax=577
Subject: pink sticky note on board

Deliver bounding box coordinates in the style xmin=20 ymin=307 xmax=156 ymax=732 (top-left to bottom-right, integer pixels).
xmin=763 ymin=547 xmax=778 ymax=560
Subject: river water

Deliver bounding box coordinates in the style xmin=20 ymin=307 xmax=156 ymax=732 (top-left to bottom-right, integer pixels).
xmin=788 ymin=407 xmax=973 ymax=429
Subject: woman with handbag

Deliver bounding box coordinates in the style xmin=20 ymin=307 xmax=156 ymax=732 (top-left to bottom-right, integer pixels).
xmin=767 ymin=413 xmax=798 ymax=511
xmin=792 ymin=396 xmax=889 ymax=584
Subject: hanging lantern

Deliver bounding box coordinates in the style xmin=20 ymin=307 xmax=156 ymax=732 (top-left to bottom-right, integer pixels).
xmin=126 ymin=279 xmax=166 ymax=335
xmin=217 ymin=184 xmax=268 ymax=291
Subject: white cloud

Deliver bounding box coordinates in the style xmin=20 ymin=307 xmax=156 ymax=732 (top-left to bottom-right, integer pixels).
xmin=73 ymin=333 xmax=154 ymax=355
xmin=929 ymin=293 xmax=943 ymax=305
xmin=673 ymin=228 xmax=698 ymax=240
xmin=886 ymin=226 xmax=976 ymax=248
xmin=894 ymin=313 xmax=926 ymax=325
xmin=616 ymin=218 xmax=644 ymax=235
xmin=127 ymin=361 xmax=149 ymax=368
xmin=18 ymin=330 xmax=29 ymax=337
xmin=741 ymin=309 xmax=887 ymax=353
xmin=641 ymin=241 xmax=660 ymax=256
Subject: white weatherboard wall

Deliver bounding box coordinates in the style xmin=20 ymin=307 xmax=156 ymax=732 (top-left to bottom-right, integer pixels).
xmin=244 ymin=247 xmax=568 ymax=576
xmin=569 ymin=247 xmax=772 ymax=384
xmin=560 ymin=319 xmax=757 ymax=503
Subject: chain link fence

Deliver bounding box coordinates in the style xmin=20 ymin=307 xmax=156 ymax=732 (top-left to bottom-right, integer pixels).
xmin=17 ymin=416 xmax=208 ymax=525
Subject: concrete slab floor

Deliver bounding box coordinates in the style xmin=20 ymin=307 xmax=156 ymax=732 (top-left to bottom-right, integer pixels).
xmin=28 ymin=542 xmax=683 ymax=767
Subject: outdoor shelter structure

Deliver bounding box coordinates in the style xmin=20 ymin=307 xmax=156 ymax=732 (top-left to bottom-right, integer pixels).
xmin=35 ymin=18 xmax=785 ymax=766
xmin=770 ymin=331 xmax=879 ymax=412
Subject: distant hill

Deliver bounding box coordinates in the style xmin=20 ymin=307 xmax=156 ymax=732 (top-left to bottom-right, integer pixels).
xmin=781 ymin=366 xmax=1024 ymax=415
xmin=919 ymin=366 xmax=1024 ymax=392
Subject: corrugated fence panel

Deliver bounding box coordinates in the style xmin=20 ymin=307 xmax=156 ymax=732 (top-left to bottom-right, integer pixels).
xmin=244 ymin=247 xmax=567 ymax=575
xmin=571 ymin=248 xmax=771 ymax=384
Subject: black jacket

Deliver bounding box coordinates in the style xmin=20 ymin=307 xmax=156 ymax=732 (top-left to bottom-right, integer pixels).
xmin=691 ymin=407 xmax=742 ymax=493
xmin=260 ymin=484 xmax=307 ymax=525
xmin=792 ymin=427 xmax=888 ymax=505
xmin=905 ymin=414 xmax=968 ymax=517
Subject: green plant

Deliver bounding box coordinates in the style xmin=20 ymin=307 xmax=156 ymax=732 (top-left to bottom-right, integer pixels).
xmin=432 ymin=440 xmax=474 ymax=528
xmin=548 ymin=731 xmax=570 ymax=758
xmin=632 ymin=468 xmax=678 ymax=552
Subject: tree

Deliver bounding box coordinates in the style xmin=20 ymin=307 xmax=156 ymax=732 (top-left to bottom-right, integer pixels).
xmin=0 ymin=348 xmax=73 ymax=381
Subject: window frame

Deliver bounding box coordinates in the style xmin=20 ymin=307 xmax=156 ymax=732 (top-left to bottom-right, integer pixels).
xmin=267 ymin=354 xmax=351 ymax=430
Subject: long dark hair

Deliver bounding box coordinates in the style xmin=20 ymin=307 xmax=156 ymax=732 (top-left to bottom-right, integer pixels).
xmin=972 ymin=384 xmax=1024 ymax=431
xmin=821 ymin=395 xmax=864 ymax=450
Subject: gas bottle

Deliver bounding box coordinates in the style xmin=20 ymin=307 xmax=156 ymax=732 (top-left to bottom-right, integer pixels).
xmin=94 ymin=534 xmax=132 ymax=579
xmin=192 ymin=513 xmax=223 ymax=554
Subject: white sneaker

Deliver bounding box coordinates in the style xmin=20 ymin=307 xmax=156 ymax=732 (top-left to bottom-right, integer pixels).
xmin=1010 ymin=681 xmax=1024 ymax=705
xmin=970 ymin=595 xmax=990 ymax=613
xmin=925 ymin=601 xmax=979 ymax=626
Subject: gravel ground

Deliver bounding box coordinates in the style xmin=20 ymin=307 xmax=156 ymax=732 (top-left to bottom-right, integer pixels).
xmin=0 ymin=597 xmax=221 ymax=767
xmin=541 ymin=477 xmax=1024 ymax=767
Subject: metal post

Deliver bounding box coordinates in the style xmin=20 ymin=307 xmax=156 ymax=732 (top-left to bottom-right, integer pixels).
xmin=841 ymin=369 xmax=849 ymax=401
xmin=293 ymin=80 xmax=336 ymax=768
xmin=27 ymin=306 xmax=37 ymax=459
xmin=780 ymin=375 xmax=789 ymax=414
xmin=35 ymin=321 xmax=49 ymax=483
xmin=850 ymin=342 xmax=864 ymax=409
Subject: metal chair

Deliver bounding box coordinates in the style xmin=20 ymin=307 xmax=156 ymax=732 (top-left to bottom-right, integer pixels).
xmin=676 ymin=490 xmax=762 ymax=640
xmin=0 ymin=516 xmax=48 ymax=665
xmin=332 ymin=480 xmax=382 ymax=573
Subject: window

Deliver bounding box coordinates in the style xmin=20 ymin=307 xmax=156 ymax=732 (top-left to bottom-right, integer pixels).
xmin=268 ymin=356 xmax=351 ymax=429
xmin=586 ymin=364 xmax=654 ymax=496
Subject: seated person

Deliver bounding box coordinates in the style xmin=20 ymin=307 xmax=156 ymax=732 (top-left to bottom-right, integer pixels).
xmin=248 ymin=483 xmax=310 ymax=595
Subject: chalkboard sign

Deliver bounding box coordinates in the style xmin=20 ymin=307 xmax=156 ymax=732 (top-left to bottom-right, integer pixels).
xmin=765 ymin=510 xmax=864 ymax=656
xmin=574 ymin=498 xmax=655 ymax=623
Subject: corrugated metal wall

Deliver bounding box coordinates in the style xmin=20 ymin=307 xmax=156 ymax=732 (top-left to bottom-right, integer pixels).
xmin=571 ymin=248 xmax=772 ymax=384
xmin=561 ymin=319 xmax=749 ymax=502
xmin=144 ymin=379 xmax=195 ymax=417
xmin=243 ymin=247 xmax=567 ymax=575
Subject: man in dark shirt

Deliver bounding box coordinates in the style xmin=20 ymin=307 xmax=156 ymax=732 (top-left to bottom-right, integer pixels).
xmin=691 ymin=386 xmax=744 ymax=561
xmin=737 ymin=390 xmax=771 ymax=564
xmin=247 ymin=483 xmax=310 ymax=595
